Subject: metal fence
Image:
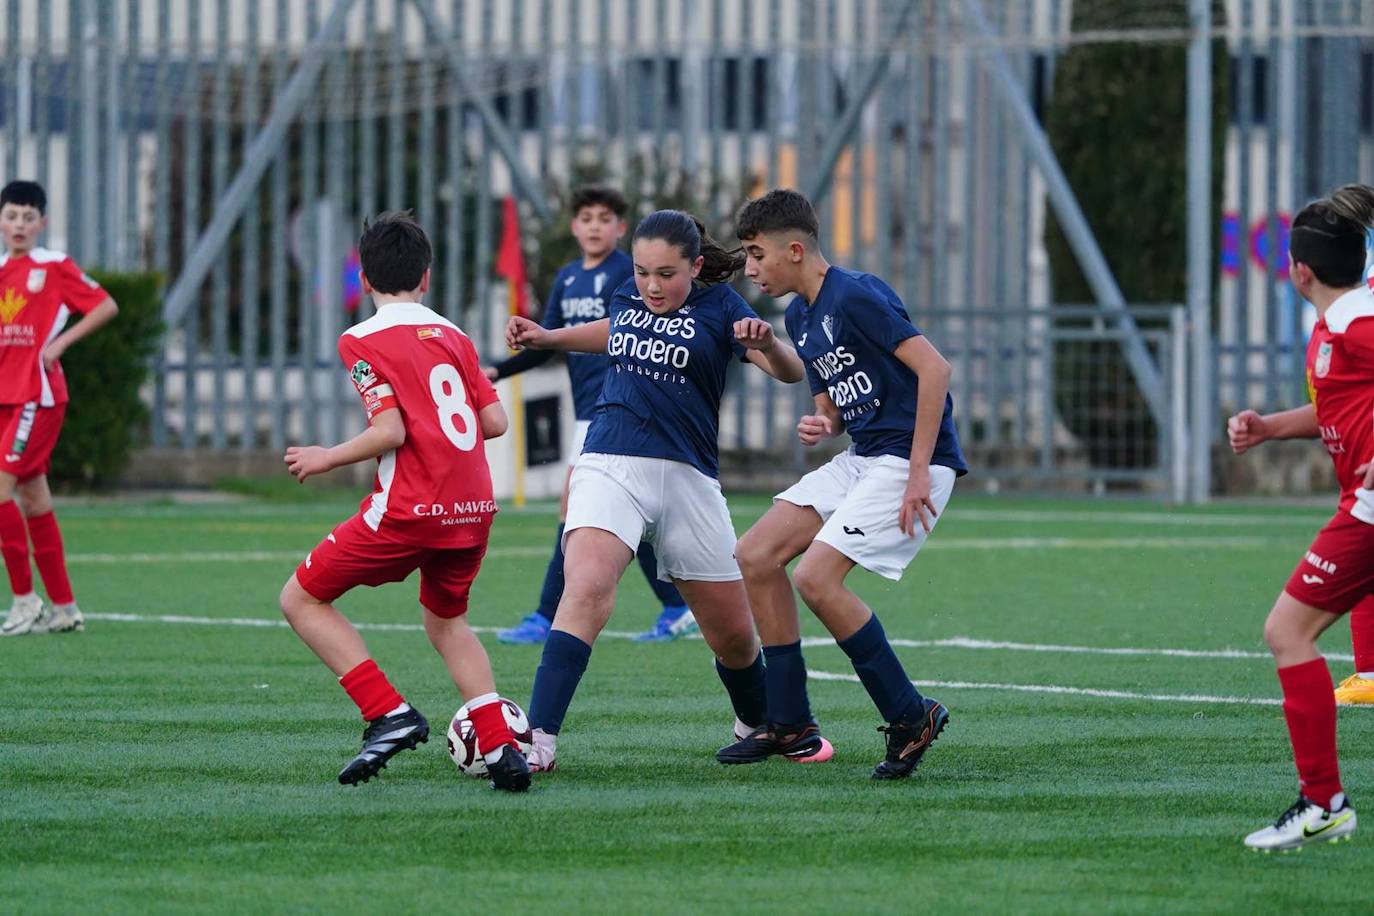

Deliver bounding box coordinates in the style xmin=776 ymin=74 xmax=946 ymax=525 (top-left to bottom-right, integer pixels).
xmin=0 ymin=0 xmax=1371 ymax=496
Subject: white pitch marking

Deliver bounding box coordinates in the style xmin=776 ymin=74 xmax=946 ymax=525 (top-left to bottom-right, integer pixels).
xmin=63 ymin=535 xmax=1299 ymax=566
xmin=805 ymin=669 xmax=1284 ymax=707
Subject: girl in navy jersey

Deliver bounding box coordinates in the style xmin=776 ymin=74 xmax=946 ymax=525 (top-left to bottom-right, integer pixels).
xmin=504 ymin=210 xmax=805 ymax=771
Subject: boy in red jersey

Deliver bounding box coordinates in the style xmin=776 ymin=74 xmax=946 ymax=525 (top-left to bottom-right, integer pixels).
xmin=0 ymin=181 xmax=118 ymax=637
xmin=278 ymin=211 xmax=529 ymax=791
xmin=1226 ymin=184 xmax=1374 ymax=850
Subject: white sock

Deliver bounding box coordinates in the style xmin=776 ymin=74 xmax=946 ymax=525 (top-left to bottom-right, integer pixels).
xmin=385 ymin=702 xmax=410 ymax=717
xmin=483 ymin=745 xmax=512 ymax=766
xmin=466 ymin=692 xmax=500 ymax=711
xmin=1357 ymin=672 xmax=1374 ymax=680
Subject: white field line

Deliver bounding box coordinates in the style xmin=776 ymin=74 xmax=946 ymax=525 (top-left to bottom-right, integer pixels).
xmin=953 ymin=509 xmax=1327 ymax=528
xmin=83 ymin=612 xmax=1357 ymax=707
xmin=63 ymin=534 xmax=1301 ymax=566
xmin=804 ymin=669 xmax=1283 ymax=706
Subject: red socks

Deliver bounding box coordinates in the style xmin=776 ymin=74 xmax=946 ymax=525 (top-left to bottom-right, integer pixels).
xmin=467 ymin=694 xmax=517 ymax=756
xmin=27 ymin=511 xmax=72 ymax=605
xmin=339 ymin=659 xmax=405 ymax=721
xmin=1350 ymin=596 xmax=1374 ymax=675
xmin=0 ymin=500 xmax=30 ymax=595
xmin=1277 ymin=657 xmax=1343 ymax=809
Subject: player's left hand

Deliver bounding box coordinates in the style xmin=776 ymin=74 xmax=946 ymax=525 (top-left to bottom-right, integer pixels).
xmin=899 ymin=467 xmax=937 ymax=537
xmin=734 ymin=318 xmax=775 ymax=351
xmin=1359 ymin=459 xmax=1374 ymax=491
xmin=41 ymin=340 xmax=66 ymax=371
xmin=285 ymin=445 xmax=333 ymax=483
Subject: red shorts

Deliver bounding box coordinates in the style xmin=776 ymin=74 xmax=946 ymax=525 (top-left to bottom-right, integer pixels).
xmin=295 ymin=514 xmax=487 ymax=618
xmin=1284 ymin=510 xmax=1374 ymax=614
xmin=0 ymin=402 xmax=65 ymax=482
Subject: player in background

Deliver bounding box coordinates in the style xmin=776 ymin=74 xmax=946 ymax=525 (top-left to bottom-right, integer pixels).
xmin=484 ymin=186 xmax=694 ymax=645
xmin=504 ymin=210 xmax=805 ymax=772
xmin=716 ymin=189 xmax=967 ymax=779
xmin=1225 ymin=184 xmax=1374 ymax=850
xmin=278 ymin=212 xmax=529 ymax=791
xmin=0 ymin=180 xmax=118 ymax=637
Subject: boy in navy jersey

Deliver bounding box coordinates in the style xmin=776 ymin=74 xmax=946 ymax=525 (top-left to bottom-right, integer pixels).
xmin=485 ymin=186 xmax=693 ymax=645
xmin=718 ymin=189 xmax=968 ymax=779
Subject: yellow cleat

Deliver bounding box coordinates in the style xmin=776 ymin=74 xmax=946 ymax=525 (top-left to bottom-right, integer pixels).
xmin=1334 ymin=674 xmax=1374 ymax=706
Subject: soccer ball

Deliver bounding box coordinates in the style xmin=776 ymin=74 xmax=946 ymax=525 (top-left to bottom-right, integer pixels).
xmin=446 ymin=697 xmax=534 ymax=777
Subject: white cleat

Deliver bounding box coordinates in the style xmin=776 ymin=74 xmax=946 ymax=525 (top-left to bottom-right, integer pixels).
xmin=525 ymin=727 xmax=558 ymax=773
xmin=0 ymin=593 xmax=45 ymax=636
xmin=31 ymin=602 xmax=84 ymax=634
xmin=1244 ymin=794 xmax=1357 ymax=852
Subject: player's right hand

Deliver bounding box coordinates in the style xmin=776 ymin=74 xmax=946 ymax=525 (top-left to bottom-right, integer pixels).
xmin=505 ymin=316 xmax=546 ymax=350
xmin=797 ymin=414 xmax=833 ymax=446
xmin=1226 ymin=409 xmax=1268 ymax=454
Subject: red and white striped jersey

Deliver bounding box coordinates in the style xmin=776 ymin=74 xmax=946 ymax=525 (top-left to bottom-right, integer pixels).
xmin=339 ymin=302 xmax=501 ymax=548
xmin=0 ymin=248 xmax=108 ymax=406
xmin=1306 ymin=286 xmax=1374 ymax=520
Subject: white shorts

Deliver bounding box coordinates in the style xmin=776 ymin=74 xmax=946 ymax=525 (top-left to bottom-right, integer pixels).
xmin=569 ymin=419 xmax=592 ymax=468
xmin=776 ymin=450 xmax=957 ymax=581
xmin=564 ymin=452 xmax=741 ymax=582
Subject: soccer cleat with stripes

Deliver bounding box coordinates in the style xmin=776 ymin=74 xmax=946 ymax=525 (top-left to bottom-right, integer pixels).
xmin=631 ymin=605 xmax=699 ymax=642
xmin=1334 ymin=674 xmax=1374 ymax=705
xmin=497 ymin=611 xmax=552 ymax=645
xmin=337 ymin=706 xmax=429 ymax=785
xmin=872 ymin=697 xmax=949 ymax=780
xmin=0 ymin=593 xmax=45 ymax=636
xmin=485 ymin=744 xmax=533 ymax=793
xmin=716 ymin=722 xmax=834 ymax=764
xmin=1244 ymin=795 xmax=1357 ymax=852
xmin=31 ymin=602 xmax=84 ymax=634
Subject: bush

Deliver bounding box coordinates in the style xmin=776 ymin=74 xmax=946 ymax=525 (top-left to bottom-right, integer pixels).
xmin=50 ymin=272 xmax=163 ymax=489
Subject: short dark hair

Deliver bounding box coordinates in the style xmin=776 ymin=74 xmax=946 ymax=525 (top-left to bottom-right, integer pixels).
xmin=0 ymin=181 xmax=47 ymax=215
xmin=735 ymin=188 xmax=820 ymax=244
xmin=570 ymin=185 xmax=628 ymax=218
xmin=1290 ymin=199 xmax=1367 ymax=289
xmin=358 ymin=210 xmax=432 ymax=294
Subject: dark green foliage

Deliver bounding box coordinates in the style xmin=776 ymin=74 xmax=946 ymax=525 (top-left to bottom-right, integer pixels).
xmin=49 ymin=272 xmax=162 ymax=489
xmin=1044 ymin=1 xmax=1228 ymax=470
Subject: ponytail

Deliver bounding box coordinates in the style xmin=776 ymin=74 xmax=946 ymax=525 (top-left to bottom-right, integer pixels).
xmin=1327 ymin=184 xmax=1374 ymax=229
xmin=633 ymin=209 xmax=746 ymax=286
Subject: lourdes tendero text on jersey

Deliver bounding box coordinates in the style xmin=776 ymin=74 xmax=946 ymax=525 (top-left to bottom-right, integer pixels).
xmin=608 ymin=312 xmax=699 ymax=371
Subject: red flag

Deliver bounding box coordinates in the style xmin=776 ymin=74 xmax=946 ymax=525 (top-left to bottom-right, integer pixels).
xmin=495 ymin=196 xmax=530 ymax=318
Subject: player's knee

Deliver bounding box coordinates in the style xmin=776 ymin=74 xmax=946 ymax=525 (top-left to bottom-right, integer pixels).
xmin=792 ymin=561 xmax=831 ymax=608
xmin=1263 ymin=610 xmax=1300 ymax=655
xmin=735 ymin=531 xmax=780 ymax=579
xmin=279 ymin=577 xmax=315 ymax=620
xmin=17 ymin=490 xmax=50 ymax=516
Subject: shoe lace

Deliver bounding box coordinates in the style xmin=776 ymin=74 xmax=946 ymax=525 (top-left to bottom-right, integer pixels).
xmin=1274 ymin=796 xmax=1312 ymax=829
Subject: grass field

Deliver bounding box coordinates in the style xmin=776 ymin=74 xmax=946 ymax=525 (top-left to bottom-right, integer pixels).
xmin=3 ymin=490 xmax=1372 ymax=913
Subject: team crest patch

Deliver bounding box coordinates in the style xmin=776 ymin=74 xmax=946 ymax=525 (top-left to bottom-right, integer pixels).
xmin=26 ymin=269 xmax=45 ymax=293
xmin=1315 ymin=341 xmax=1334 ymax=378
xmin=350 ymin=359 xmax=377 ymax=391
xmin=417 ymin=327 xmax=444 ymax=340
xmin=594 ymin=272 xmax=608 ymax=295
xmin=822 ymin=314 xmax=836 ymax=345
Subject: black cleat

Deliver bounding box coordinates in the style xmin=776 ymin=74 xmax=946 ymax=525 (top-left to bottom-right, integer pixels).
xmin=872 ymin=697 xmax=948 ymax=780
xmin=486 ymin=744 xmax=533 ymax=792
xmin=337 ymin=706 xmax=429 ymax=785
xmin=716 ymin=722 xmax=834 ymax=764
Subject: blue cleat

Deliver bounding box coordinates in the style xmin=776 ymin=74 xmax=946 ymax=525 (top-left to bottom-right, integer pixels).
xmin=631 ymin=604 xmax=698 ymax=642
xmin=497 ymin=611 xmax=552 ymax=645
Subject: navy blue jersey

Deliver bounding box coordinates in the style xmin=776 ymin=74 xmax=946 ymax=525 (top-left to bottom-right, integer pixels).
xmin=542 ymin=249 xmax=633 ymax=419
xmin=582 ymin=279 xmax=757 ymax=477
xmin=784 ymin=267 xmax=967 ymax=475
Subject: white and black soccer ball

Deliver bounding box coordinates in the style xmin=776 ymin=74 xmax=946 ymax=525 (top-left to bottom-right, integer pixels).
xmin=446 ymin=698 xmax=534 ymax=777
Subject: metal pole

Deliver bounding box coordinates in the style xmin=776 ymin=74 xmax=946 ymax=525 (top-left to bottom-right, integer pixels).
xmin=408 ymin=0 xmax=552 ymax=222
xmin=961 ymin=0 xmax=1166 ymax=423
xmin=161 ymin=0 xmax=360 ymax=330
xmin=1186 ymin=0 xmax=1213 ymax=502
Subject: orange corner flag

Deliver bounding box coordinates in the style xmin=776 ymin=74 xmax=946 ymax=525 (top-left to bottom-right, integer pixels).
xmin=495 ymin=196 xmax=530 ymax=318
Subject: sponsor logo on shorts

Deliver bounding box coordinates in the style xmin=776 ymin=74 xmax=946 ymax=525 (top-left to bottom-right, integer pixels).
xmin=1305 ymin=550 xmax=1337 ymax=575
xmin=842 ymin=525 xmax=866 ymax=537
xmin=305 ymin=552 xmax=313 ymax=569
xmin=350 ymin=359 xmax=377 ymax=391
xmin=1302 ymin=574 xmax=1325 ymax=585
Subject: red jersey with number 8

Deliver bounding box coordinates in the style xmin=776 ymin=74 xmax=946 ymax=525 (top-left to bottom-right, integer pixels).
xmin=339 ymin=302 xmax=500 ymax=548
